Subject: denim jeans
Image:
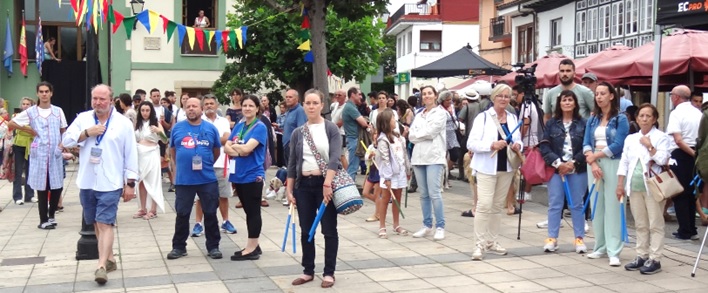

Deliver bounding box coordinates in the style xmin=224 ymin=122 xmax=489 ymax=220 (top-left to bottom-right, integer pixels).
xmin=173 ymin=182 xmax=221 ymax=251
xmin=12 ymin=146 xmax=33 ymax=201
xmin=547 ymin=173 xmax=587 ymax=239
xmin=413 ymin=164 xmax=445 ymax=228
xmin=294 ymin=175 xmax=338 ymax=277
xmin=346 ymin=136 xmax=360 ymax=181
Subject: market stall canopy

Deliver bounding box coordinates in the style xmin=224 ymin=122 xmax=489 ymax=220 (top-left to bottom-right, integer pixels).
xmin=410 ymin=45 xmax=511 ymax=78
xmin=585 ymin=30 xmax=708 ymax=86
xmin=656 ymin=0 xmax=708 ymax=27
xmin=575 ymin=45 xmax=633 ymax=80
xmin=497 ymin=52 xmax=571 ymax=88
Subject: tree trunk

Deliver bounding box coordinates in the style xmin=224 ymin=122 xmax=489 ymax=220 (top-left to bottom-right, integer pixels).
xmin=309 ymin=0 xmax=331 ymax=118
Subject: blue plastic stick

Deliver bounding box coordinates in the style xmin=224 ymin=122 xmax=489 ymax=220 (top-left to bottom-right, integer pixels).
xmin=620 ymin=197 xmax=629 ymax=243
xmin=591 ymin=189 xmax=600 ymax=221
xmin=281 ymin=213 xmax=291 ymax=252
xmin=561 ymin=175 xmax=574 ymax=208
xmin=292 ymin=221 xmax=297 ymax=253
xmin=583 ymin=180 xmax=597 ymax=213
xmin=308 ymin=201 xmax=327 ymax=243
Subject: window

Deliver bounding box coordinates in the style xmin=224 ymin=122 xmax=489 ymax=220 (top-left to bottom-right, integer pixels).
xmin=599 ymin=5 xmax=610 ymax=40
xmin=407 ymin=31 xmax=412 ymax=54
xmin=587 ymin=43 xmax=598 ymax=54
xmin=182 ymin=0 xmax=217 ymax=28
xmin=517 ymin=24 xmax=533 ymax=64
xmin=625 ymin=36 xmax=638 ymax=48
xmin=587 ymin=8 xmax=598 ymax=41
xmin=611 ymin=1 xmax=624 ymax=38
xmin=625 ymin=0 xmax=638 ymax=35
xmin=600 ymin=0 xmax=611 ymax=3
xmin=640 ymin=0 xmax=653 ymax=33
xmin=599 ymin=41 xmax=610 ymax=51
xmin=639 ymin=34 xmax=653 ymax=45
xmin=13 ymin=0 xmax=86 ymax=61
xmin=396 ymin=37 xmax=401 ymax=58
xmin=550 ymin=18 xmax=562 ymax=48
xmin=588 ymin=0 xmax=599 ymax=6
xmin=419 ymin=30 xmax=441 ymax=52
xmin=577 ymin=0 xmax=586 ymax=10
xmin=575 ymin=44 xmax=586 ymax=57
xmin=576 ymin=11 xmax=586 ymax=43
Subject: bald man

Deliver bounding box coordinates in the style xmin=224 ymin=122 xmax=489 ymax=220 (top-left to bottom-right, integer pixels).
xmin=666 ymin=85 xmax=703 ymax=241
xmin=282 ymin=89 xmax=307 ymax=164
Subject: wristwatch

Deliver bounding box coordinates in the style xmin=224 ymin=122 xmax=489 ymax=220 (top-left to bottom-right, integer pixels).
xmin=126 ymin=181 xmax=136 ymax=188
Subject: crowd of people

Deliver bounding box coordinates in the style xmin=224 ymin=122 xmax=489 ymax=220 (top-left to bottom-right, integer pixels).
xmin=4 ymin=63 xmax=708 ymax=287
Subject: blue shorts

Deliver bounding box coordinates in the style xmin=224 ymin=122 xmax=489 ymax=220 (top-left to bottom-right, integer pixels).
xmin=79 ymin=189 xmax=122 ymax=225
xmin=367 ymin=166 xmax=380 ymax=183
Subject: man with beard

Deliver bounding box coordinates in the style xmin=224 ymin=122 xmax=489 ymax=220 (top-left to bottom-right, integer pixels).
xmin=542 ymin=59 xmax=595 ymax=121
xmin=167 ymin=98 xmax=223 ymax=260
xmin=62 ymin=84 xmax=138 ymax=285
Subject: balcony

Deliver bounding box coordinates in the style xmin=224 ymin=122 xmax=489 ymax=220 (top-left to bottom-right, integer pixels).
xmin=385 ymin=3 xmax=441 ymax=35
xmin=489 ymin=16 xmax=511 ymax=42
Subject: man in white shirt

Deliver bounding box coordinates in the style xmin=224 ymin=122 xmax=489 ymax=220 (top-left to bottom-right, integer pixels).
xmin=330 ymin=89 xmax=347 ymax=156
xmin=666 ymin=85 xmax=703 ymax=240
xmin=192 ymin=95 xmax=236 ymax=236
xmin=62 ymin=84 xmax=139 ymax=285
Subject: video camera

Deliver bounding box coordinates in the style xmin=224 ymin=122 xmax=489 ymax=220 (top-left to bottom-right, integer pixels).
xmin=513 ymin=63 xmax=538 ymax=105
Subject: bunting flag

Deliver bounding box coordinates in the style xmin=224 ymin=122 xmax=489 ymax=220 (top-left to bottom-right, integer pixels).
xmin=177 ymin=24 xmax=186 ymax=46
xmin=166 ymin=21 xmax=177 ymax=43
xmin=76 ymin=0 xmax=88 ymax=26
xmin=160 ymin=15 xmax=169 ymax=34
xmin=206 ymin=30 xmax=214 ymax=50
xmin=35 ymin=16 xmax=44 ymax=76
xmin=221 ymin=30 xmax=229 ymax=52
xmin=148 ymin=10 xmax=160 ymax=35
xmin=297 ymin=40 xmax=310 ymax=51
xmin=235 ymin=28 xmax=243 ymax=49
xmin=297 ymin=29 xmax=310 ymax=40
xmin=19 ymin=16 xmax=27 ymax=77
xmin=303 ymin=51 xmax=314 ymax=63
xmin=214 ymin=30 xmax=222 ymax=51
xmin=301 ymin=17 xmax=310 ymax=29
xmin=123 ymin=16 xmax=136 ymax=39
xmin=3 ymin=16 xmax=14 ymax=75
xmin=241 ymin=26 xmax=248 ymax=46
xmin=195 ymin=28 xmax=204 ymax=50
xmin=229 ymin=30 xmax=236 ymax=50
xmin=186 ymin=27 xmax=195 ymax=50
xmin=136 ymin=10 xmax=150 ymax=33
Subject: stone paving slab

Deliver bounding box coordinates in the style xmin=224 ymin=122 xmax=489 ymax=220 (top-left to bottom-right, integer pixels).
xmin=1 ymin=163 xmax=708 ymax=292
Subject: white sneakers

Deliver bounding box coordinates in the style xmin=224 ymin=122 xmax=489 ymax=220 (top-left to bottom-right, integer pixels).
xmin=471 ymin=242 xmax=507 ymax=261
xmin=15 ymin=200 xmax=23 ymax=205
xmin=412 ymin=227 xmax=445 ymax=240
xmin=609 ymin=256 xmax=621 ymax=266
xmin=587 ymin=251 xmax=606 ymax=259
xmin=543 ymin=238 xmax=558 ymax=252
xmin=585 ymin=220 xmax=591 ymax=233
xmin=487 ymin=243 xmax=507 ymax=255
xmin=471 ymin=246 xmax=484 ymax=260
xmin=524 ymin=192 xmax=532 ymax=201
xmin=412 ymin=227 xmax=433 ymax=238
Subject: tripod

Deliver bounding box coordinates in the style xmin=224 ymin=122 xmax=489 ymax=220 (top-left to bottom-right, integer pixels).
xmin=691 ymin=226 xmax=708 ymax=277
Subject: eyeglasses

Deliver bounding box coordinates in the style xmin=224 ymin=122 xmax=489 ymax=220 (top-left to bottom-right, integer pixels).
xmin=495 ymin=95 xmax=511 ymax=100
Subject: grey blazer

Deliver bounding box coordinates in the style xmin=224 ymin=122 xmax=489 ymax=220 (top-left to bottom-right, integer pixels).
xmin=287 ymin=120 xmax=342 ymax=188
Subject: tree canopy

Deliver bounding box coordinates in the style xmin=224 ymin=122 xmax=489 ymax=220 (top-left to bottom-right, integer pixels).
xmin=213 ymin=0 xmax=388 ymax=104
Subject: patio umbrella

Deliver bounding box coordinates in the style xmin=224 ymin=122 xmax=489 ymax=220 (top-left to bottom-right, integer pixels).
xmin=575 ymin=45 xmax=633 ymax=80
xmin=497 ymin=52 xmax=571 ymax=88
xmin=586 ymin=30 xmax=708 ymax=86
xmin=410 ymin=44 xmax=511 ymax=78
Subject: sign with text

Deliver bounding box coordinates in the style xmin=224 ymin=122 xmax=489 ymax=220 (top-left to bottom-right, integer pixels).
xmin=656 ymin=0 xmax=708 ymax=27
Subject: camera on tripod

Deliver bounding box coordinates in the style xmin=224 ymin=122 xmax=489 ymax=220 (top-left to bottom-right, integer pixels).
xmin=513 ymin=63 xmax=538 ymax=104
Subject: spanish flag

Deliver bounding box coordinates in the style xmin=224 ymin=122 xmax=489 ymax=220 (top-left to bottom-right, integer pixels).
xmin=19 ymin=16 xmax=27 ymax=77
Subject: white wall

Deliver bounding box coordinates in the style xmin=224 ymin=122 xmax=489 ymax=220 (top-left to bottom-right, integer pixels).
xmin=537 ymin=3 xmax=575 ymax=58
xmin=129 ymin=1 xmax=175 ymax=64
xmin=130 ymin=70 xmax=223 ymax=96
xmin=510 ymin=14 xmax=532 ymax=64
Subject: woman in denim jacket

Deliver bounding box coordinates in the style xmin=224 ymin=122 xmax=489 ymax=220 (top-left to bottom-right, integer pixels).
xmin=539 ymin=90 xmax=588 ymax=254
xmin=582 ymin=81 xmax=630 ymax=267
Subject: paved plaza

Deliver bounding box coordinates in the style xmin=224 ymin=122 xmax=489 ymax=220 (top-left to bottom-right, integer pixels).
xmin=1 ymin=162 xmax=708 ymax=292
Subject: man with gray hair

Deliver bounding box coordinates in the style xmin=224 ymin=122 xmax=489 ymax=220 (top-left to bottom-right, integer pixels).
xmin=62 ymin=84 xmax=139 ymax=285
xmin=282 ymin=89 xmax=306 ymax=164
xmin=666 ymin=85 xmax=703 ymax=241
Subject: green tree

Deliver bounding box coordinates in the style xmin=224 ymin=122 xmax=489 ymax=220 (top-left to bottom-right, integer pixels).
xmin=213 ymin=0 xmax=387 ymax=111
xmin=381 ymin=34 xmax=396 ymax=76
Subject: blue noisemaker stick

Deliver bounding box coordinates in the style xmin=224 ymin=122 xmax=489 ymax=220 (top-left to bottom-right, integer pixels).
xmin=292 ymin=207 xmax=297 ymax=253
xmin=282 ymin=203 xmax=293 ymax=252
xmin=561 ymin=175 xmax=574 ymax=208
xmin=308 ymin=201 xmax=327 ymax=243
xmin=591 ymin=189 xmax=600 ymax=221
xmin=620 ymin=197 xmax=629 ymax=243
xmin=490 ymin=120 xmax=524 ymax=157
xmin=583 ymin=179 xmax=597 ymax=213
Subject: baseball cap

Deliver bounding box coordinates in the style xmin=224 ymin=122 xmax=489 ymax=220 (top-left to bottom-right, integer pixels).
xmin=581 ymin=73 xmax=597 ymax=81
xmin=464 ymin=90 xmax=480 ymax=101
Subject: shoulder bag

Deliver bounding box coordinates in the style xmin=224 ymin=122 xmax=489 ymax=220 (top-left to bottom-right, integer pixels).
xmin=302 ymin=124 xmax=363 ymax=215
xmin=645 ymin=160 xmax=684 ymax=202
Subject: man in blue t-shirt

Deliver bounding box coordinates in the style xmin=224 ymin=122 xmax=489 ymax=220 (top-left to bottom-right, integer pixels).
xmin=282 ymin=89 xmax=307 ymax=165
xmin=167 ymin=98 xmax=223 ymax=260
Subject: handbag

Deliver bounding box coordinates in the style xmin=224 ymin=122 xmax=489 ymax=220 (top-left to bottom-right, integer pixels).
xmin=520 ymin=147 xmax=554 ymax=185
xmin=645 ymin=161 xmax=684 ymax=202
xmin=490 ymin=113 xmax=524 ymax=170
xmin=302 ymin=124 xmax=363 ymax=215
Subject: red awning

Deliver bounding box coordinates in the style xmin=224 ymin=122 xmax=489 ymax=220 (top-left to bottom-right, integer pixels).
xmin=575 ymin=45 xmax=633 ymax=81
xmin=497 ymin=52 xmax=571 ymax=88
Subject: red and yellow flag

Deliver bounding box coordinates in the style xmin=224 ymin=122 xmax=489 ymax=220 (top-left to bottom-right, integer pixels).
xmin=19 ymin=17 xmax=27 ymax=77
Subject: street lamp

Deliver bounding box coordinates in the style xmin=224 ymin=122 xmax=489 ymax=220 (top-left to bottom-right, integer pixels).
xmin=130 ymin=0 xmax=145 ymax=15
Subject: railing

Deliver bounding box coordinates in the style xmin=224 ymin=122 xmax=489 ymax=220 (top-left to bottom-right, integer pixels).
xmin=389 ymin=3 xmax=432 ymax=27
xmin=489 ymin=16 xmax=511 ymax=41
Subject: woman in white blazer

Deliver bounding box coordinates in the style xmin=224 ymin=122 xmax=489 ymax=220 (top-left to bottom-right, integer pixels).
xmin=616 ymin=103 xmax=670 ymax=275
xmin=408 ymin=86 xmax=448 ymax=241
xmin=467 ymin=83 xmax=523 ymax=260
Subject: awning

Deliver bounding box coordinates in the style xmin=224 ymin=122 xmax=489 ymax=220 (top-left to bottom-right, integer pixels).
xmin=410 ymin=45 xmax=511 ymax=78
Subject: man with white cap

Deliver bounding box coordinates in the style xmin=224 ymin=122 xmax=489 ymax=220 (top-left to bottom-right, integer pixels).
xmin=580 ymin=73 xmax=598 ymax=94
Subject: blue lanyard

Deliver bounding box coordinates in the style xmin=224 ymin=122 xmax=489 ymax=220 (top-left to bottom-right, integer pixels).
xmin=93 ymin=111 xmax=112 ymax=146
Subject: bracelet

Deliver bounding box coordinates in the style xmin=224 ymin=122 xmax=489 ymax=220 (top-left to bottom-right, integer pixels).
xmin=84 ymin=129 xmax=89 ymax=137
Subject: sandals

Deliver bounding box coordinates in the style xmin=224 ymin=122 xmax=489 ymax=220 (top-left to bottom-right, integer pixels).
xmin=365 ymin=215 xmax=379 ymax=222
xmin=394 ymin=226 xmax=409 ymax=236
xmin=378 ymin=228 xmax=387 ymax=239
xmin=133 ymin=209 xmax=147 ymax=219
xmin=507 ymin=207 xmax=521 ymax=215
xmin=143 ymin=211 xmax=157 ymax=220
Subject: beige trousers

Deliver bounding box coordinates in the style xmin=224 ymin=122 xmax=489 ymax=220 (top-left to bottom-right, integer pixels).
xmin=474 ymin=171 xmax=515 ymax=247
xmin=629 ymin=191 xmax=666 ymax=261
